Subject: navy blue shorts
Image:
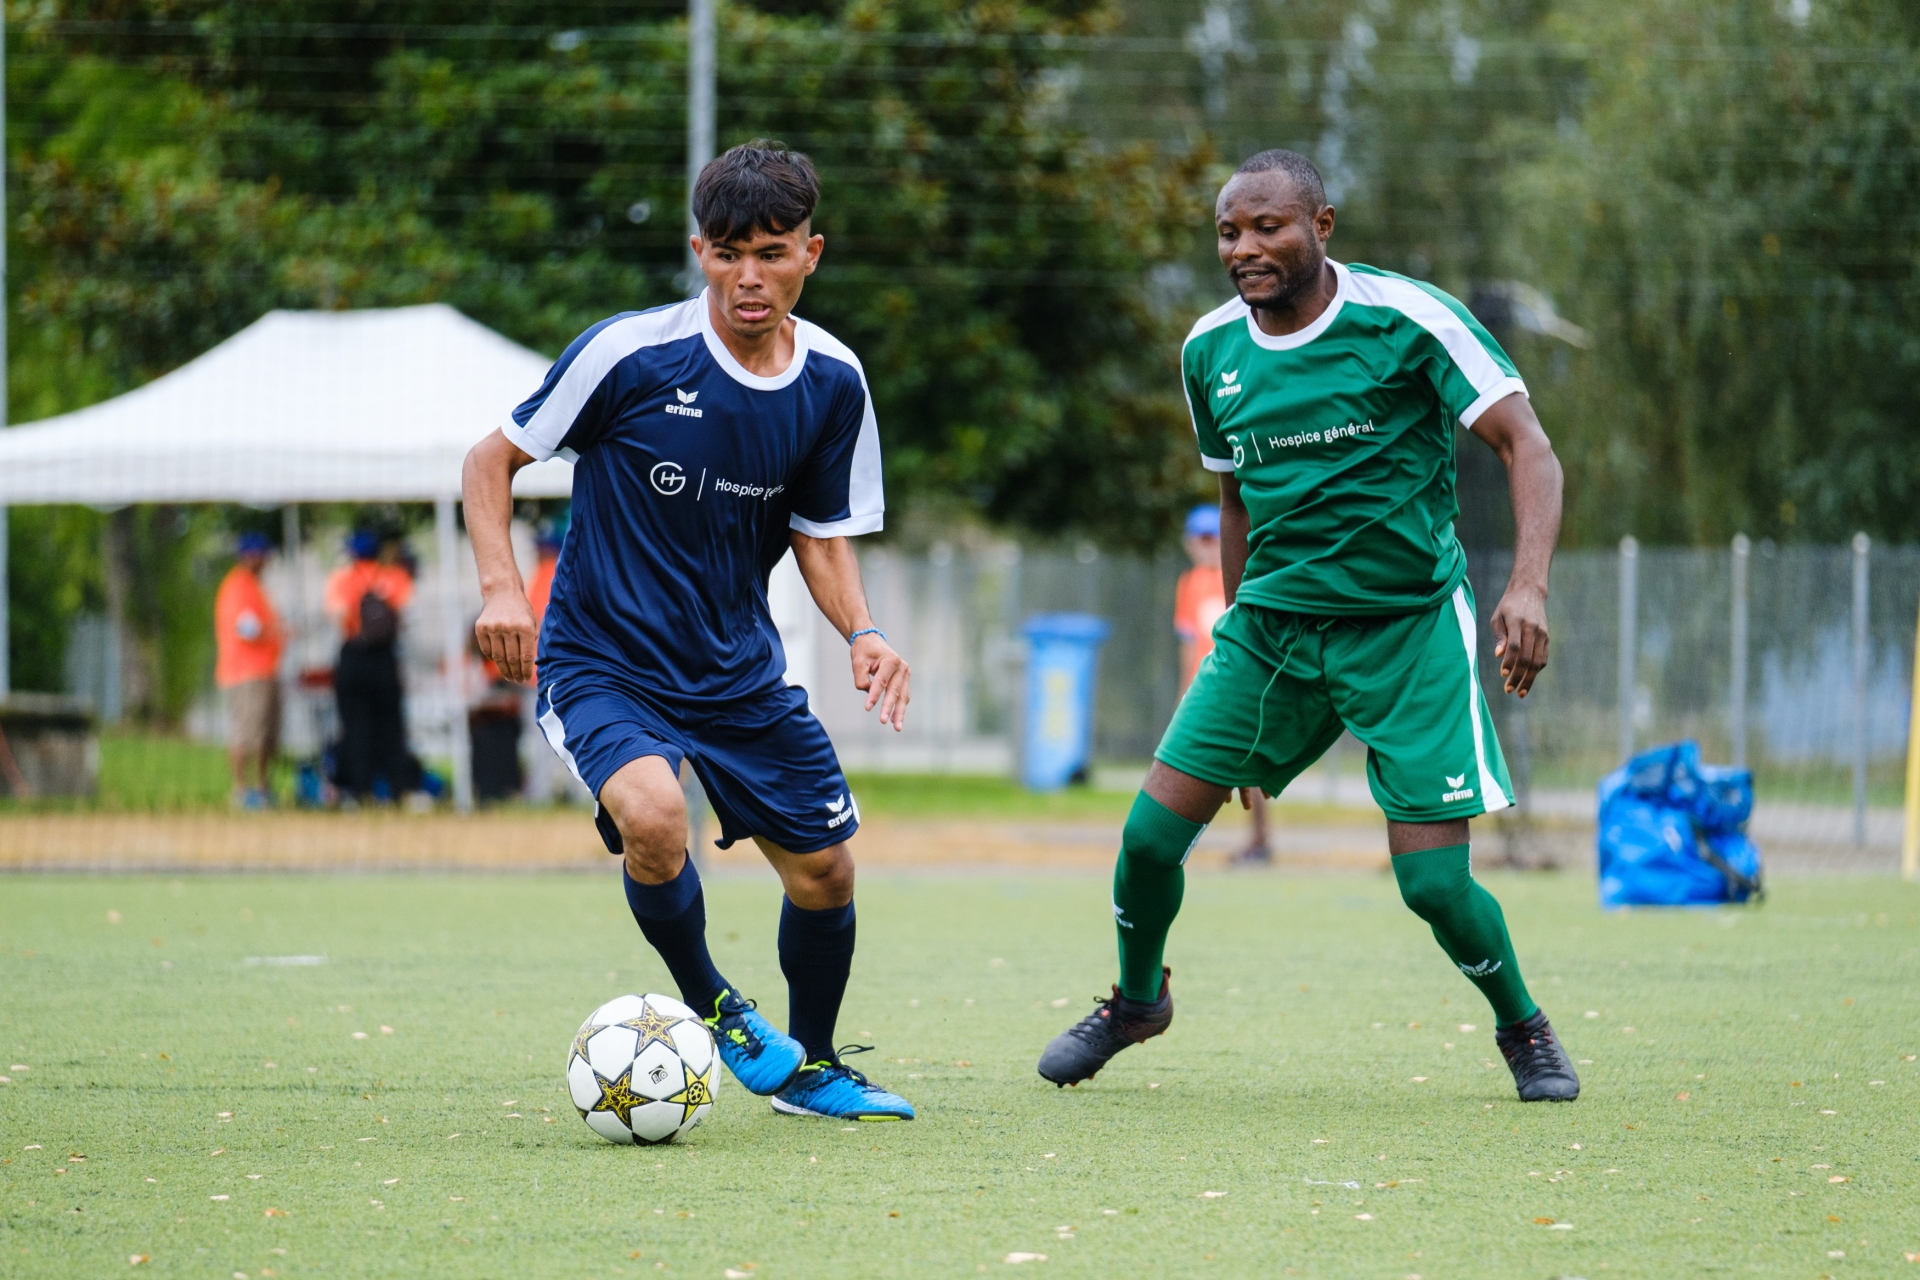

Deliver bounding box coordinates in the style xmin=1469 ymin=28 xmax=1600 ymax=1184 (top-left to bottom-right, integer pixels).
xmin=536 ymin=669 xmax=859 ymax=856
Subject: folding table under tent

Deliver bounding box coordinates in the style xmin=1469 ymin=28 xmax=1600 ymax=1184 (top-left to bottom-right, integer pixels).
xmin=0 ymin=303 xmax=576 ymax=811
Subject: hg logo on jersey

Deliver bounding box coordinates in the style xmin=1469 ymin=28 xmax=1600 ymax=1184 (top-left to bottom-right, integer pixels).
xmin=664 ymin=388 xmax=704 ymax=418
xmin=1442 ymin=773 xmax=1475 ymax=803
xmin=1214 ymin=370 xmax=1242 ymax=399
xmin=649 ymin=461 xmax=687 ymax=495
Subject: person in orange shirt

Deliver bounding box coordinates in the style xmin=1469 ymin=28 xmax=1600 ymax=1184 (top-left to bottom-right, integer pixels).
xmin=1174 ymin=505 xmax=1271 ymax=863
xmin=215 ymin=532 xmax=284 ymax=808
xmin=526 ymin=524 xmax=561 ymax=624
xmin=523 ymin=520 xmax=563 ymax=680
xmin=324 ymin=531 xmax=417 ymax=802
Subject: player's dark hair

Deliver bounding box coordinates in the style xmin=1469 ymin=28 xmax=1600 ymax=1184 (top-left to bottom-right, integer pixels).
xmin=692 ymin=141 xmax=820 ymax=243
xmin=1234 ymin=149 xmax=1328 ymax=213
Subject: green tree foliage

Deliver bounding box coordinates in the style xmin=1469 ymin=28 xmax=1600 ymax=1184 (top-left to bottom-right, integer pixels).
xmin=5 ymin=506 xmax=103 ymax=694
xmin=1076 ymin=0 xmax=1562 ymax=292
xmin=1087 ymin=0 xmax=1920 ymax=546
xmin=15 ymin=0 xmax=1212 ymax=540
xmin=1505 ymin=0 xmax=1920 ymax=544
xmin=1067 ymin=0 xmax=1577 ymax=547
xmin=7 ymin=0 xmax=1212 ymax=708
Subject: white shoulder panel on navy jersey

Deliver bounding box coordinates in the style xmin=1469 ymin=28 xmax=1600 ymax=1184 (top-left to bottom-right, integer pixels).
xmin=507 ymin=298 xmax=705 ymax=462
xmin=790 ymin=319 xmax=885 ymax=539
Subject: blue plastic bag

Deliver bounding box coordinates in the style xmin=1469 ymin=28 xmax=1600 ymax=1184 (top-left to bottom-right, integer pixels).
xmin=1597 ymin=741 xmax=1762 ymax=907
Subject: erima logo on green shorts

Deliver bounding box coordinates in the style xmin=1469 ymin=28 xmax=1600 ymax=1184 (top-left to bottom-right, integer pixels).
xmin=1443 ymin=773 xmax=1474 ymax=803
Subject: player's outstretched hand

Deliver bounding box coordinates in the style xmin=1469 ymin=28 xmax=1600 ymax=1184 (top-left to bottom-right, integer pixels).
xmin=475 ymin=589 xmax=539 ymax=685
xmin=852 ymin=633 xmax=910 ymax=731
xmin=1490 ymin=582 xmax=1549 ymax=697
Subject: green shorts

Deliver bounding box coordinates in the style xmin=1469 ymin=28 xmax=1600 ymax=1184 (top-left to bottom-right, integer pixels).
xmin=1155 ymin=583 xmax=1514 ymax=823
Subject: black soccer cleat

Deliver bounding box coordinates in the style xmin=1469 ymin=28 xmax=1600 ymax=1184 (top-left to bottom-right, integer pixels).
xmin=1495 ymin=1010 xmax=1580 ymax=1102
xmin=1036 ymin=968 xmax=1174 ymax=1086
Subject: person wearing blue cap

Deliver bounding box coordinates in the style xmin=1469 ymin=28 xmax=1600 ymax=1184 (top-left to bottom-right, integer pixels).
xmin=215 ymin=532 xmax=283 ymax=807
xmin=1173 ymin=504 xmax=1270 ymax=864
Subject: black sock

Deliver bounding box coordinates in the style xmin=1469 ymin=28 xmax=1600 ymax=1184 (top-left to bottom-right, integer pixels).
xmin=778 ymin=897 xmax=856 ymax=1065
xmin=622 ymin=857 xmax=729 ymax=1016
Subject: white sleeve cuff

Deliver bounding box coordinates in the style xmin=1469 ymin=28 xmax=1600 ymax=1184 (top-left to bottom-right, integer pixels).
xmin=1199 ymin=453 xmax=1237 ymax=473
xmin=1460 ymin=379 xmax=1529 ymax=431
xmin=790 ymin=511 xmax=885 ymax=539
xmin=501 ymin=420 xmax=558 ymax=463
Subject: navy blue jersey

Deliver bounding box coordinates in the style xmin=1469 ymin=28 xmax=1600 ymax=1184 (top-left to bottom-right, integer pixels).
xmin=503 ymin=293 xmax=883 ymax=705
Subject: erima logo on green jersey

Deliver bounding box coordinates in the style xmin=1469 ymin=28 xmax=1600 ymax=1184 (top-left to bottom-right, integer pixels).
xmin=1215 ymin=370 xmax=1242 ymax=399
xmin=1443 ymin=773 xmax=1475 ymax=803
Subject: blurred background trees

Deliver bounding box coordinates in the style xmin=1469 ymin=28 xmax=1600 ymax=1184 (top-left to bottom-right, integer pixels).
xmin=7 ymin=0 xmax=1920 ymax=715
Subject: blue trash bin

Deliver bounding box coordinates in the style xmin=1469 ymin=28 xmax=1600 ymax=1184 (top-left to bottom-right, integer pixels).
xmin=1021 ymin=613 xmax=1112 ymax=791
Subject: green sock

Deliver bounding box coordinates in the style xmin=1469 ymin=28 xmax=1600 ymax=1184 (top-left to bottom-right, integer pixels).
xmin=1392 ymin=843 xmax=1539 ymax=1026
xmin=1113 ymin=791 xmax=1206 ymax=1002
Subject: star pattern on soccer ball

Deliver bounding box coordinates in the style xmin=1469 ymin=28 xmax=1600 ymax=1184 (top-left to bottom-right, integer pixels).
xmin=665 ymin=1059 xmax=715 ymax=1125
xmin=620 ymin=1004 xmax=683 ymax=1054
xmin=590 ymin=1066 xmax=645 ymax=1127
xmin=571 ymin=1020 xmax=606 ymax=1064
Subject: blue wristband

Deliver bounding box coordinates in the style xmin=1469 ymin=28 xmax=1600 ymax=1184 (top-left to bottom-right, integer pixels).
xmin=847 ymin=627 xmax=886 ymax=646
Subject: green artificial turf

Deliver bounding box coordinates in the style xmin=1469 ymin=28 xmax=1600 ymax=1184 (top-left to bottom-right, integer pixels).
xmin=3 ymin=870 xmax=1918 ymax=1278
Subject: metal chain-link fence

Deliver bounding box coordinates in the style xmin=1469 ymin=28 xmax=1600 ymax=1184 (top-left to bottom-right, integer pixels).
xmin=798 ymin=538 xmax=1918 ymax=858
xmin=62 ymin=526 xmax=1919 ymax=861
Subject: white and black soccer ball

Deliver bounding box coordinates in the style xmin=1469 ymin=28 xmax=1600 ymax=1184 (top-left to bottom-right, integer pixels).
xmin=566 ymin=993 xmax=718 ymax=1145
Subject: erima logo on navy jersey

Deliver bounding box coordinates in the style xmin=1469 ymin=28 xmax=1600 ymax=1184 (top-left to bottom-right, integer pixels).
xmin=665 ymin=387 xmax=704 ymax=418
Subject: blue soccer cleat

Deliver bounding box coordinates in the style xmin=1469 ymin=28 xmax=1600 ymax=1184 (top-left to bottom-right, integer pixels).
xmin=704 ymin=989 xmax=806 ymax=1096
xmin=770 ymin=1047 xmax=916 ymax=1121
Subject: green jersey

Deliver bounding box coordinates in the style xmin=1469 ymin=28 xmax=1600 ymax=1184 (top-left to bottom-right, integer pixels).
xmin=1182 ymin=260 xmax=1526 ymax=616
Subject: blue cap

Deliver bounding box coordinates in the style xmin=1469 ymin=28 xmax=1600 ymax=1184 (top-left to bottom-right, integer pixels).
xmin=347 ymin=530 xmax=381 ymax=560
xmin=235 ymin=532 xmax=271 ymax=555
xmin=1184 ymin=505 xmax=1221 ymax=539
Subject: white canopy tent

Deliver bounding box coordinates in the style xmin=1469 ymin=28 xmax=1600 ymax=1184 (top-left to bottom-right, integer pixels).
xmin=0 ymin=304 xmax=570 ymax=505
xmin=0 ymin=304 xmax=575 ymax=810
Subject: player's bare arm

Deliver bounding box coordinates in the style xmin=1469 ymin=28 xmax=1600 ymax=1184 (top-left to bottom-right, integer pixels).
xmin=463 ymin=428 xmax=539 ymax=684
xmin=1472 ymin=393 xmax=1563 ymax=698
xmin=790 ymin=532 xmax=911 ymax=732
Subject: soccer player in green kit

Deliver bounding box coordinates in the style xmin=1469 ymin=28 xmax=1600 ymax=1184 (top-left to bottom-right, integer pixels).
xmin=1037 ymin=149 xmax=1579 ymax=1102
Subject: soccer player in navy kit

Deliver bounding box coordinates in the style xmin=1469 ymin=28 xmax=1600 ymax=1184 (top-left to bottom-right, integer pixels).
xmin=463 ymin=143 xmax=916 ymax=1121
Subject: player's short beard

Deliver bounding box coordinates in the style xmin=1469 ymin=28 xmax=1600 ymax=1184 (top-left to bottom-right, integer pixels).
xmin=1253 ymin=242 xmax=1325 ymax=313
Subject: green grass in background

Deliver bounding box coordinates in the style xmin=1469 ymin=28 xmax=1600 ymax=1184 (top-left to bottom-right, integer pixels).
xmin=7 ymin=733 xmax=1150 ymax=816
xmin=844 ymin=772 xmax=1137 ymax=821
xmin=96 ymin=734 xmax=240 ymax=809
xmin=3 ymin=870 xmax=1918 ymax=1277
xmin=16 ymin=730 xmax=1906 ymax=817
